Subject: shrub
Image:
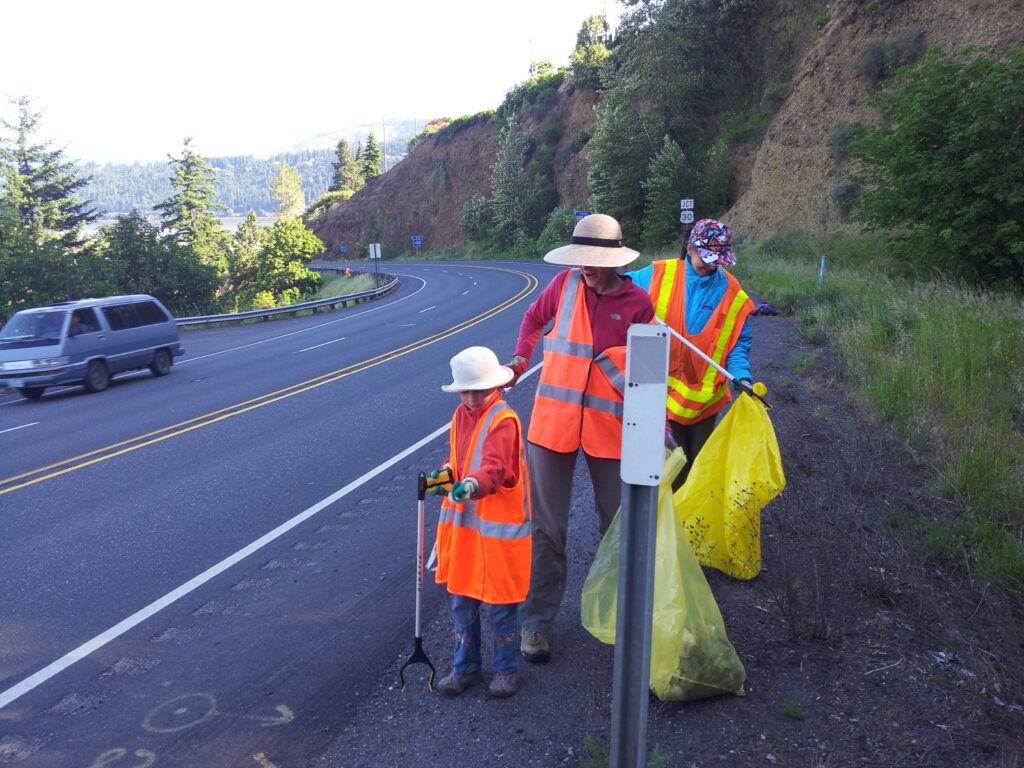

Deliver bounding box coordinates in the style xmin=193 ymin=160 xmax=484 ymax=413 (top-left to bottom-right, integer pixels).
xmin=854 ymin=29 xmax=925 ymax=87
xmin=845 ymin=43 xmax=1024 ymax=285
xmin=827 ymin=122 xmax=854 ymax=164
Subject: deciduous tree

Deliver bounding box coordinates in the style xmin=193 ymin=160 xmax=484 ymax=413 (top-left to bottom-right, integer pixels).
xmin=270 ymin=161 xmax=305 ymax=218
xmin=845 ymin=44 xmax=1024 ymax=284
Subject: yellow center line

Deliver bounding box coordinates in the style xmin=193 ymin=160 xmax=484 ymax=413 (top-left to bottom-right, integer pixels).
xmin=1 ymin=266 xmax=538 ymax=496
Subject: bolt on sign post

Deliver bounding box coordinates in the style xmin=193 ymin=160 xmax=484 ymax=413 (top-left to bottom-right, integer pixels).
xmin=611 ymin=323 xmax=670 ymax=768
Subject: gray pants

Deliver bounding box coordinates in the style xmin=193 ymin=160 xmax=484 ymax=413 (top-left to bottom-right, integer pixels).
xmin=670 ymin=415 xmax=717 ymax=491
xmin=519 ymin=442 xmax=621 ymax=634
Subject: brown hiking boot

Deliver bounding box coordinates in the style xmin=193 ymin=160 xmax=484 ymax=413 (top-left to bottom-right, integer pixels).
xmin=488 ymin=670 xmax=520 ymax=698
xmin=520 ymin=628 xmax=551 ymax=663
xmin=436 ymin=669 xmax=483 ymax=697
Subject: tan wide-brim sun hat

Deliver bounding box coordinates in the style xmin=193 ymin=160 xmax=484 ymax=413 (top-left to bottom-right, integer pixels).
xmin=441 ymin=346 xmax=515 ymax=392
xmin=543 ymin=213 xmax=640 ymax=268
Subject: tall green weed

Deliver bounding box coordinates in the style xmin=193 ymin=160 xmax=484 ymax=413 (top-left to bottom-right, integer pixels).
xmin=733 ymin=233 xmax=1024 ymax=593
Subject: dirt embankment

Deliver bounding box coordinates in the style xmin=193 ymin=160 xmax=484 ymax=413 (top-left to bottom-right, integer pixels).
xmin=727 ymin=0 xmax=1024 ymax=239
xmin=313 ymin=86 xmax=599 ymax=256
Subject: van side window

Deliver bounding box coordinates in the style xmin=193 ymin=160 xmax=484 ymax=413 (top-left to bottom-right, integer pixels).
xmin=70 ymin=308 xmax=100 ymax=334
xmin=134 ymin=301 xmax=170 ymax=325
xmin=102 ymin=304 xmax=140 ymax=330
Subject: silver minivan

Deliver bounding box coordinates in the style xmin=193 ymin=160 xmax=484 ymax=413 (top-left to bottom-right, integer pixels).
xmin=0 ymin=295 xmax=185 ymax=399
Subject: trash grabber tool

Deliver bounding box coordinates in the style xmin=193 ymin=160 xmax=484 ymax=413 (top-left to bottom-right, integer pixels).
xmin=652 ymin=317 xmax=772 ymax=410
xmin=399 ymin=473 xmax=436 ymax=692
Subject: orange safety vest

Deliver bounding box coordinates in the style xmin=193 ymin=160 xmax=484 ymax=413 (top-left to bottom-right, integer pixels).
xmin=435 ymin=400 xmax=531 ymax=604
xmin=527 ymin=269 xmax=628 ymax=459
xmin=649 ymin=260 xmax=754 ymax=425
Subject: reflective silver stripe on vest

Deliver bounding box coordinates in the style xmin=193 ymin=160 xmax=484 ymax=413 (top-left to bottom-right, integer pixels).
xmin=594 ymin=353 xmax=625 ymax=393
xmin=542 ymin=337 xmax=592 ymax=358
xmin=468 ymin=402 xmax=509 ymax=470
xmin=447 ymin=506 xmax=531 ymax=540
xmin=439 ymin=402 xmax=530 ymax=540
xmin=535 ymin=382 xmax=585 ymax=406
xmin=582 ymin=393 xmax=623 ymax=417
xmin=554 ymin=269 xmax=582 ymax=340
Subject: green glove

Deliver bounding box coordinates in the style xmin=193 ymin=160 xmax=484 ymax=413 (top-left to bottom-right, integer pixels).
xmin=448 ymin=477 xmax=479 ymax=503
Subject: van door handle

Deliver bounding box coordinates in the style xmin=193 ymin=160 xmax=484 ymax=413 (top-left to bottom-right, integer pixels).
xmin=97 ymin=335 xmax=105 ymax=340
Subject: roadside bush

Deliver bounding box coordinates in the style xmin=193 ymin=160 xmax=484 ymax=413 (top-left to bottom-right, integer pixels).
xmin=845 ymin=43 xmax=1024 ymax=285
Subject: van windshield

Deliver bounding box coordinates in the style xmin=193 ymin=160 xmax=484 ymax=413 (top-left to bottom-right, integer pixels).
xmin=0 ymin=310 xmax=67 ymax=347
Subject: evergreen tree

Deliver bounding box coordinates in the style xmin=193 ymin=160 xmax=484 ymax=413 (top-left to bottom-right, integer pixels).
xmin=586 ymin=86 xmax=657 ymax=244
xmin=153 ymin=138 xmax=229 ymax=273
xmin=330 ymin=138 xmax=363 ymax=193
xmin=361 ymin=132 xmax=382 ymax=182
xmin=570 ymin=14 xmax=611 ymax=89
xmin=641 ymin=137 xmax=696 ymax=250
xmin=489 ymin=115 xmax=532 ymax=245
xmin=225 ymin=210 xmax=266 ymax=305
xmin=0 ymin=96 xmax=98 ymax=248
xmin=270 ymin=161 xmax=305 ymax=218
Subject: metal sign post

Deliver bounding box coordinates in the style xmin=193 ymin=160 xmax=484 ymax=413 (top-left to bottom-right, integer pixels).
xmin=369 ymin=243 xmax=381 ymax=278
xmin=611 ymin=323 xmax=670 ymax=768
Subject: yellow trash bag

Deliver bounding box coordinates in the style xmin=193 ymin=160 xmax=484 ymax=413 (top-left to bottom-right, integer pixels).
xmin=581 ymin=449 xmax=746 ymax=701
xmin=673 ymin=392 xmax=785 ymax=580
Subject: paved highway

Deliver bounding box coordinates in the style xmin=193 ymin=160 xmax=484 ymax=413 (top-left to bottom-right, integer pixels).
xmin=0 ymin=261 xmax=559 ymax=768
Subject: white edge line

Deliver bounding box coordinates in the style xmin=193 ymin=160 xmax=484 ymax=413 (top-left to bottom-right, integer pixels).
xmin=296 ymin=337 xmax=346 ymax=353
xmin=0 ymin=422 xmax=38 ymax=434
xmin=0 ymin=421 xmax=451 ymax=711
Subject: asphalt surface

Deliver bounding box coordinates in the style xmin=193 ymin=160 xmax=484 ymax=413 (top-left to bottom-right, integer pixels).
xmin=0 ymin=262 xmax=559 ymax=768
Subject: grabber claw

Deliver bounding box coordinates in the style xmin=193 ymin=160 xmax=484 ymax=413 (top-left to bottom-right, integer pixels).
xmin=400 ymin=473 xmax=436 ymax=692
xmin=399 ymin=637 xmax=436 ymax=692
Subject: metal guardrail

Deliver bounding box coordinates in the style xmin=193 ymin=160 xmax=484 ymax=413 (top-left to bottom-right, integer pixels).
xmin=176 ymin=273 xmax=398 ymax=327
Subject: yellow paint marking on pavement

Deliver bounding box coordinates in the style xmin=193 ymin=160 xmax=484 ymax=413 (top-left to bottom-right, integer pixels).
xmin=0 ymin=267 xmax=537 ymax=495
xmin=253 ymin=754 xmax=278 ymax=768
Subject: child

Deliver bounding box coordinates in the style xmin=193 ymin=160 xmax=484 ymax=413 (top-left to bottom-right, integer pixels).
xmin=433 ymin=346 xmax=531 ymax=698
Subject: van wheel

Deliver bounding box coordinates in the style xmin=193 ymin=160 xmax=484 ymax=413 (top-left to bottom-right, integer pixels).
xmin=149 ymin=349 xmax=172 ymax=377
xmin=84 ymin=360 xmax=110 ymax=392
xmin=19 ymin=387 xmax=45 ymax=399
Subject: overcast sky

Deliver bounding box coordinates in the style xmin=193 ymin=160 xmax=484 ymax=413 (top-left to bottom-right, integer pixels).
xmin=2 ymin=0 xmax=620 ymax=164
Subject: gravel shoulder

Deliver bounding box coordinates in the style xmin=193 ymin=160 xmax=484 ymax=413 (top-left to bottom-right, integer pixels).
xmin=313 ymin=312 xmax=1024 ymax=768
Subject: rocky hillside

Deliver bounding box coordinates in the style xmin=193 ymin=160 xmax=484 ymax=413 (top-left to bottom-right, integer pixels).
xmin=313 ymin=86 xmax=598 ymax=256
xmin=314 ymin=0 xmax=1023 ymax=252
xmin=729 ymin=0 xmax=1024 ymax=238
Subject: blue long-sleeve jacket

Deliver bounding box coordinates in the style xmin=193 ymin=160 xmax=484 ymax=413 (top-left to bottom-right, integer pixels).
xmin=626 ymin=259 xmax=752 ymax=381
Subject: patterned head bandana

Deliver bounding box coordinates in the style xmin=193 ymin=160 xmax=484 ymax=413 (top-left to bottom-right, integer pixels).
xmin=688 ymin=219 xmax=736 ymax=267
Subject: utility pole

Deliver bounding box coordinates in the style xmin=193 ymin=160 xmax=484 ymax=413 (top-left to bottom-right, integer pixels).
xmin=382 ymin=119 xmax=387 ymax=174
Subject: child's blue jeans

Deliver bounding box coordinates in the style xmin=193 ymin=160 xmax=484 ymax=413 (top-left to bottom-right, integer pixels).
xmin=449 ymin=594 xmax=520 ymax=675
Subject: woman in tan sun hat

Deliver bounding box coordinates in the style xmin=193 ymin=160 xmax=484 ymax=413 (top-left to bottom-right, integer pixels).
xmin=502 ymin=212 xmax=654 ymax=665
